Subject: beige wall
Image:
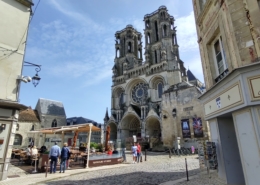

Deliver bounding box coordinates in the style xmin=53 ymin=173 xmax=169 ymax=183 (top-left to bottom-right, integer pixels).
xmin=0 ymin=0 xmax=31 ymax=101
xmin=161 ymin=86 xmax=209 ymax=147
xmin=193 ymin=0 xmax=260 ymax=90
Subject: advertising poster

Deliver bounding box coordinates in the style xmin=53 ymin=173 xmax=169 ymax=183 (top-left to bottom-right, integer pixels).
xmin=193 ymin=117 xmax=204 ymax=137
xmin=181 ymin=119 xmax=191 ymax=138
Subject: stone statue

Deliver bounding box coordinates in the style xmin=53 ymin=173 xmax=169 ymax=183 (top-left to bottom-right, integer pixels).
xmin=161 ymin=49 xmax=167 ymax=60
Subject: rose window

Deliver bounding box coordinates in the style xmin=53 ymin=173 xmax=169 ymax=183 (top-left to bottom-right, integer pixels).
xmin=131 ymin=82 xmax=148 ymax=104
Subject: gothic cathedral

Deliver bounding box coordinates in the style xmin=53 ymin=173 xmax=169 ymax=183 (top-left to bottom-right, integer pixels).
xmin=104 ymin=6 xmax=209 ymax=150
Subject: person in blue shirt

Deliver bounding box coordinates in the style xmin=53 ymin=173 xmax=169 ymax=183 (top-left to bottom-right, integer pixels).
xmin=49 ymin=142 xmax=61 ymax=173
xmin=60 ymin=142 xmax=70 ymax=173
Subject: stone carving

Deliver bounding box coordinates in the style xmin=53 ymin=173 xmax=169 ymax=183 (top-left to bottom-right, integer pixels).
xmin=161 ymin=48 xmax=167 ymax=60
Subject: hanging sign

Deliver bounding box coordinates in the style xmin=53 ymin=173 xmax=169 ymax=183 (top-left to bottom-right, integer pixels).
xmin=193 ymin=117 xmax=204 ymax=137
xmin=181 ymin=119 xmax=191 ymax=138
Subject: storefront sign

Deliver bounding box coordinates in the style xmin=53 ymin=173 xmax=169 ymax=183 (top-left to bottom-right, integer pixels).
xmin=181 ymin=119 xmax=191 ymax=138
xmin=248 ymin=75 xmax=260 ymax=101
xmin=193 ymin=117 xmax=204 ymax=138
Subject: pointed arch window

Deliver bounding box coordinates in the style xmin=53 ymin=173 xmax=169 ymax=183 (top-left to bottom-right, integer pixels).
xmin=147 ymin=33 xmax=151 ymax=44
xmin=128 ymin=42 xmax=132 ymax=53
xmin=119 ymin=92 xmax=124 ymax=107
xmin=158 ymin=83 xmax=163 ymax=98
xmin=163 ymin=25 xmax=167 ymax=37
xmin=52 ymin=119 xmax=57 ymax=127
xmin=154 ymin=50 xmax=158 ymax=64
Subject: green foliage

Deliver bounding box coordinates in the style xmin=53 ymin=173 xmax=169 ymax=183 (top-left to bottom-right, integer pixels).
xmin=90 ymin=142 xmax=99 ymax=149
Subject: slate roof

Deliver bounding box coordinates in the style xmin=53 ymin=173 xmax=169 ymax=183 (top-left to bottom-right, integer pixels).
xmin=66 ymin=117 xmax=102 ymax=128
xmin=18 ymin=108 xmax=40 ymax=122
xmin=187 ymin=69 xmax=197 ymax=81
xmin=36 ymin=98 xmax=66 ymax=116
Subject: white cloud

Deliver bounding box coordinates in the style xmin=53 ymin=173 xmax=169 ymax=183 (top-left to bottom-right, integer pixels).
xmin=175 ymin=11 xmax=198 ymax=51
xmin=48 ymin=0 xmax=103 ymax=32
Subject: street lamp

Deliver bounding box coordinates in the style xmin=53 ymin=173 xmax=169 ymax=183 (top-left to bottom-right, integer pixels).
xmin=23 ymin=61 xmax=41 ymax=87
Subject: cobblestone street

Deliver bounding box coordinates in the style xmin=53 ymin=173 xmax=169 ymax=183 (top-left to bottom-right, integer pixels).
xmin=36 ymin=153 xmax=201 ymax=185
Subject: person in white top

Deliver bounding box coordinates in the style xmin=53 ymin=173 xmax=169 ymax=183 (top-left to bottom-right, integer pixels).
xmin=26 ymin=145 xmax=31 ymax=156
xmin=31 ymin=146 xmax=38 ymax=156
xmin=131 ymin=143 xmax=137 ymax=164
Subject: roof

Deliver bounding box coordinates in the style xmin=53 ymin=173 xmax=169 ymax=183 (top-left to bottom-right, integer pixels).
xmin=18 ymin=108 xmax=40 ymax=122
xmin=27 ymin=123 xmax=101 ymax=134
xmin=187 ymin=69 xmax=197 ymax=81
xmin=66 ymin=117 xmax=102 ymax=127
xmin=36 ymin=98 xmax=66 ymax=116
xmin=0 ymin=100 xmax=27 ymax=110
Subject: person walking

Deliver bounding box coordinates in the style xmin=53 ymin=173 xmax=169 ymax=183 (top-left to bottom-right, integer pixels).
xmin=191 ymin=145 xmax=195 ymax=154
xmin=49 ymin=142 xmax=61 ymax=174
xmin=131 ymin=143 xmax=137 ymax=164
xmin=121 ymin=142 xmax=127 ymax=163
xmin=136 ymin=142 xmax=142 ymax=163
xmin=60 ymin=142 xmax=70 ymax=173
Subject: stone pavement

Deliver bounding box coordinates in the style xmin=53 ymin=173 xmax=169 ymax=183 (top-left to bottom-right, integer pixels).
xmin=1 ymin=152 xmax=223 ymax=185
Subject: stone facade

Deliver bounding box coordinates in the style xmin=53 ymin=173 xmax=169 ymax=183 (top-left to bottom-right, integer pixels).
xmin=105 ymin=6 xmax=207 ymax=149
xmin=193 ymin=0 xmax=260 ymax=184
xmin=0 ymin=0 xmax=33 ymax=181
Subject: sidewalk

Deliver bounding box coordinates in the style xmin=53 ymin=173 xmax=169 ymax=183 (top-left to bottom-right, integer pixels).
xmin=0 ymin=163 xmax=130 ymax=185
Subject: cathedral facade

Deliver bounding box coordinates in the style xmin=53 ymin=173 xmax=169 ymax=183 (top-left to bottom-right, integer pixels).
xmin=104 ymin=6 xmax=208 ymax=149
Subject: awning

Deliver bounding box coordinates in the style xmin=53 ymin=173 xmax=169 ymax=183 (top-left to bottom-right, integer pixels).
xmin=27 ymin=123 xmax=100 ymax=134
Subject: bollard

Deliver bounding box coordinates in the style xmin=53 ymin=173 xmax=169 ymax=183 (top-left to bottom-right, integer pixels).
xmin=145 ymin=149 xmax=147 ymax=161
xmin=185 ymin=158 xmax=189 ymax=181
xmin=45 ymin=162 xmax=48 ymax=178
xmin=169 ymin=148 xmax=172 ymax=158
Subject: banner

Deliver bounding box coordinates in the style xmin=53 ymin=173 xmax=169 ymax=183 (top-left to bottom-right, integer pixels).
xmin=181 ymin=119 xmax=191 ymax=138
xmin=193 ymin=117 xmax=204 ymax=137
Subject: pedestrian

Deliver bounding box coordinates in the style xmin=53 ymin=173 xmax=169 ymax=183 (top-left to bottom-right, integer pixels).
xmin=49 ymin=142 xmax=61 ymax=174
xmin=191 ymin=145 xmax=195 ymax=154
xmin=131 ymin=143 xmax=137 ymax=164
xmin=60 ymin=142 xmax=70 ymax=173
xmin=136 ymin=142 xmax=142 ymax=163
xmin=122 ymin=143 xmax=127 ymax=163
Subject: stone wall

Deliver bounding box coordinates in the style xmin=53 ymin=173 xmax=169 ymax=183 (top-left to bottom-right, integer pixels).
xmin=161 ymin=86 xmax=209 ymax=147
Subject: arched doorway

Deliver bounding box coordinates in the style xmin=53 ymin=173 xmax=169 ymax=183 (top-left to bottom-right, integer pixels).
xmin=120 ymin=114 xmax=141 ymax=140
xmin=107 ymin=122 xmax=117 ymax=142
xmin=145 ymin=116 xmax=161 ymax=140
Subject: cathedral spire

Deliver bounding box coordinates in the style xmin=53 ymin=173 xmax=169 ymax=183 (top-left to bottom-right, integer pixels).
xmin=104 ymin=107 xmax=109 ymax=122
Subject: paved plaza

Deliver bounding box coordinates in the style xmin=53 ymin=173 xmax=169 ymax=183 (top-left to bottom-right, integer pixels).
xmin=1 ymin=152 xmax=223 ymax=185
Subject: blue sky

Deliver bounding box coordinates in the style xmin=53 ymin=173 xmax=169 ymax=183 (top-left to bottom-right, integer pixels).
xmin=20 ymin=0 xmax=203 ymax=123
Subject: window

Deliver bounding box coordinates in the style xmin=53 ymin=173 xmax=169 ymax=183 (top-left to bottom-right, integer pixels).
xmin=147 ymin=33 xmax=151 ymax=44
xmin=119 ymin=92 xmax=124 ymax=107
xmin=158 ymin=83 xmax=163 ymax=98
xmin=154 ymin=50 xmax=158 ymax=64
xmin=163 ymin=25 xmax=167 ymax=37
xmin=199 ymin=0 xmax=207 ymax=11
xmin=52 ymin=119 xmax=57 ymax=127
xmin=13 ymin=134 xmax=22 ymax=145
xmin=128 ymin=42 xmax=132 ymax=53
xmin=212 ymin=36 xmax=227 ymax=75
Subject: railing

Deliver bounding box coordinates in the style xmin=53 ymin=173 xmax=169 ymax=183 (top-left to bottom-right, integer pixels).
xmin=214 ymin=68 xmax=229 ymax=83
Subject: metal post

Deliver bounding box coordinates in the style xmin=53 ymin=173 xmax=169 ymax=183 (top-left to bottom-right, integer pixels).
xmin=145 ymin=149 xmax=147 ymax=161
xmin=185 ymin=158 xmax=189 ymax=181
xmin=45 ymin=161 xmax=48 ymax=178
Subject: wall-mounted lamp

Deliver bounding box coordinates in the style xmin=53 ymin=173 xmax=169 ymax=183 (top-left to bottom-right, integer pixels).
xmin=172 ymin=108 xmax=177 ymax=117
xmin=0 ymin=124 xmax=6 ymax=131
xmin=23 ymin=61 xmax=42 ymax=87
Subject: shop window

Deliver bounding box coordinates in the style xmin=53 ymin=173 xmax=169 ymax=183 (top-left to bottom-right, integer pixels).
xmin=13 ymin=134 xmax=22 ymax=145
